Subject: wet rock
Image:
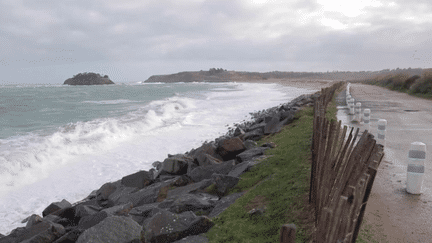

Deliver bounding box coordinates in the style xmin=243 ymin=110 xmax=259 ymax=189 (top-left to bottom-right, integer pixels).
xmin=196 ymin=153 xmax=223 ymax=167
xmin=0 ymin=221 xmax=65 ymax=243
xmin=244 ymin=140 xmax=257 ymax=150
xmin=168 ymin=193 xmax=216 ymax=214
xmin=172 ymin=234 xmax=209 ymax=243
xmin=42 ymin=199 xmax=72 ymax=217
xmin=120 ymin=170 xmax=153 ymax=189
xmin=161 ymin=155 xmax=192 ymax=175
xmin=76 ymin=216 xmax=142 ymax=243
xmin=264 ymin=116 xmax=282 ymax=135
xmin=236 ymin=147 xmax=268 ymax=163
xmin=216 ymin=137 xmax=246 ymax=161
xmin=233 ymin=127 xmax=245 ymax=137
xmin=243 ymin=129 xmax=264 ymax=141
xmin=207 ymin=192 xmax=245 ymax=219
xmin=211 ymin=174 xmax=240 ymax=195
xmin=142 ymin=210 xmax=214 ymax=243
xmin=188 ymin=160 xmax=236 ymax=182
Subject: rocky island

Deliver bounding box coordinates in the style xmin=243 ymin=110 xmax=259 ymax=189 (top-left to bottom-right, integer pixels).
xmin=64 ymin=72 xmax=115 ymax=85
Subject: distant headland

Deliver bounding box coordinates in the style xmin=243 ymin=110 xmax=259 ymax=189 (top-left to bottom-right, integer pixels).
xmin=142 ymin=68 xmax=424 ymax=83
xmin=64 ymin=72 xmax=115 ymax=85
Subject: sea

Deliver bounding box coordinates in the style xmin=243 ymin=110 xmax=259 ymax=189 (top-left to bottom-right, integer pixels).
xmin=0 ymin=81 xmax=318 ymax=235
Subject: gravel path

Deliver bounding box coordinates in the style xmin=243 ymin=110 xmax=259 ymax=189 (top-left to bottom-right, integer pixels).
xmin=337 ymin=83 xmax=432 ymax=243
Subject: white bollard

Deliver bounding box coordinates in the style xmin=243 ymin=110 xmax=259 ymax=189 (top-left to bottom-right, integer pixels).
xmin=406 ymin=142 xmax=426 ymax=194
xmin=377 ymin=119 xmax=387 ymax=146
xmin=346 ymin=94 xmax=351 ymax=107
xmin=363 ymin=109 xmax=371 ymax=131
xmin=354 ymin=102 xmax=361 ymax=122
xmin=349 ymin=98 xmax=355 ymax=115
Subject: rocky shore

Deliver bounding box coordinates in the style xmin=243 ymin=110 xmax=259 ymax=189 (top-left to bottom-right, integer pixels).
xmin=0 ymin=92 xmax=319 ymax=243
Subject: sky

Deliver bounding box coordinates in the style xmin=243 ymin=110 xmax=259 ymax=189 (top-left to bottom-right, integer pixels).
xmin=0 ymin=0 xmax=431 ymax=84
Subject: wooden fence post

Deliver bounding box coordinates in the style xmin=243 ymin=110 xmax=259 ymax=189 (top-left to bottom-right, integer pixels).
xmin=280 ymin=224 xmax=296 ymax=243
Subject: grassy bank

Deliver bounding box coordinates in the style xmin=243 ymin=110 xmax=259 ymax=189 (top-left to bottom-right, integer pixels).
xmin=357 ymin=69 xmax=432 ymax=99
xmin=203 ymin=84 xmax=382 ymax=242
xmin=204 ymin=104 xmax=317 ymax=242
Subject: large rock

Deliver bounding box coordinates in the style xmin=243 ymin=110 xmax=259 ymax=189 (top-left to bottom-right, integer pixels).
xmin=161 ymin=155 xmax=194 ymax=175
xmin=188 ymin=160 xmax=236 ymax=182
xmin=236 ymin=147 xmax=268 ymax=163
xmin=64 ymin=72 xmax=115 ymax=85
xmin=76 ymin=216 xmax=142 ymax=243
xmin=172 ymin=234 xmax=209 ymax=243
xmin=243 ymin=129 xmax=264 ymax=141
xmin=166 ymin=179 xmax=214 ymax=200
xmin=0 ymin=220 xmax=65 ymax=243
xmin=264 ymin=116 xmax=281 ymax=135
xmin=42 ymin=199 xmax=72 ymax=217
xmin=168 ymin=193 xmax=216 ymax=215
xmin=196 ymin=154 xmax=223 ymax=167
xmin=120 ymin=170 xmax=153 ymax=189
xmin=142 ymin=210 xmax=214 ymax=243
xmin=211 ymin=174 xmax=240 ymax=195
xmin=208 ymin=192 xmax=245 ymax=219
xmin=216 ymin=137 xmax=246 ymax=161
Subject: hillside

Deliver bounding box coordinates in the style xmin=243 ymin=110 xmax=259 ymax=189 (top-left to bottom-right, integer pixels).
xmin=142 ymin=68 xmax=424 ymax=83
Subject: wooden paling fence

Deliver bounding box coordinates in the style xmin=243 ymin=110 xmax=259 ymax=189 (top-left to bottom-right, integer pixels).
xmin=309 ymin=82 xmax=385 ymax=242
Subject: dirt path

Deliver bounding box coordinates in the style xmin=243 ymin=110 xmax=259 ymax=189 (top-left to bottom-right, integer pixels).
xmin=337 ymin=83 xmax=432 ymax=242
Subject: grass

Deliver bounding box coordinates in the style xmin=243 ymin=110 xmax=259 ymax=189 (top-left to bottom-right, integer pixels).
xmin=359 ymin=69 xmax=432 ymax=99
xmin=204 ymin=105 xmax=316 ymax=243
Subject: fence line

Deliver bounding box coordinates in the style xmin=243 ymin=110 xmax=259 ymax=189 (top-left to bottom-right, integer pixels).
xmin=309 ymin=82 xmax=384 ymax=243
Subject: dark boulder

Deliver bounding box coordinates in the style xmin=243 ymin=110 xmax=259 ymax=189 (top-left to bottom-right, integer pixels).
xmin=216 ymin=137 xmax=246 ymax=161
xmin=264 ymin=116 xmax=281 ymax=135
xmin=243 ymin=129 xmax=264 ymax=141
xmin=142 ymin=210 xmax=214 ymax=243
xmin=42 ymin=199 xmax=72 ymax=217
xmin=207 ymin=191 xmax=245 ymax=219
xmin=0 ymin=221 xmax=65 ymax=243
xmin=236 ymin=147 xmax=269 ymax=163
xmin=168 ymin=193 xmax=216 ymax=215
xmin=76 ymin=216 xmax=142 ymax=243
xmin=120 ymin=170 xmax=153 ymax=189
xmin=211 ymin=173 xmax=240 ymax=195
xmin=161 ymin=155 xmax=193 ymax=175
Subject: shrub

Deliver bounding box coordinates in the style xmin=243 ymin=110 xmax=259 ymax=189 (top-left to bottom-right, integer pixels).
xmin=410 ymin=70 xmax=432 ymax=94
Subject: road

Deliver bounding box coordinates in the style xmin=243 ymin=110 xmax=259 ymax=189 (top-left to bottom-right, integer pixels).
xmin=336 ymin=83 xmax=432 ymax=243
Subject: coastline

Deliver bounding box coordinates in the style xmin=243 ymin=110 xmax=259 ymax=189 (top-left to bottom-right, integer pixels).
xmin=0 ymin=83 xmax=323 ymax=242
xmin=231 ymin=78 xmax=340 ymax=90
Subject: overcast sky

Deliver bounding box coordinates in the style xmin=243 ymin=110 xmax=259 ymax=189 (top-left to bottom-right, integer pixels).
xmin=1 ymin=0 xmax=431 ymax=84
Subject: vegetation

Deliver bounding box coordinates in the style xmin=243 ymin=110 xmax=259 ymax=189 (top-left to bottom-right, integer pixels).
xmin=72 ymin=72 xmax=109 ymax=80
xmin=358 ymin=68 xmax=432 ymax=99
xmin=204 ymin=105 xmax=316 ymax=242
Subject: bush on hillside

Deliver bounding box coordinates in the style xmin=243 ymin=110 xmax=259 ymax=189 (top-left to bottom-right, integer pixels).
xmin=409 ymin=70 xmax=432 ymax=94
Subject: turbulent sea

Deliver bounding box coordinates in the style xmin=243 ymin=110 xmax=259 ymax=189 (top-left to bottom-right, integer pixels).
xmin=0 ymin=81 xmax=318 ymax=234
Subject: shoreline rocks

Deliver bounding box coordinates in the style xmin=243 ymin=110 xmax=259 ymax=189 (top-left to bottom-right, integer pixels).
xmin=0 ymin=93 xmax=319 ymax=243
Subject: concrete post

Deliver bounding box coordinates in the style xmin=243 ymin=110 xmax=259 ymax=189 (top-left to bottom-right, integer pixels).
xmin=363 ymin=109 xmax=371 ymax=132
xmin=377 ymin=119 xmax=387 ymax=147
xmin=354 ymin=102 xmax=361 ymax=122
xmin=349 ymin=98 xmax=355 ymax=115
xmin=406 ymin=142 xmax=426 ymax=194
xmin=346 ymin=94 xmax=351 ymax=107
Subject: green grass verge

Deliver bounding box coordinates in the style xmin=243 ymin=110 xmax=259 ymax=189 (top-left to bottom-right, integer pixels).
xmin=204 ymin=106 xmax=316 ymax=243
